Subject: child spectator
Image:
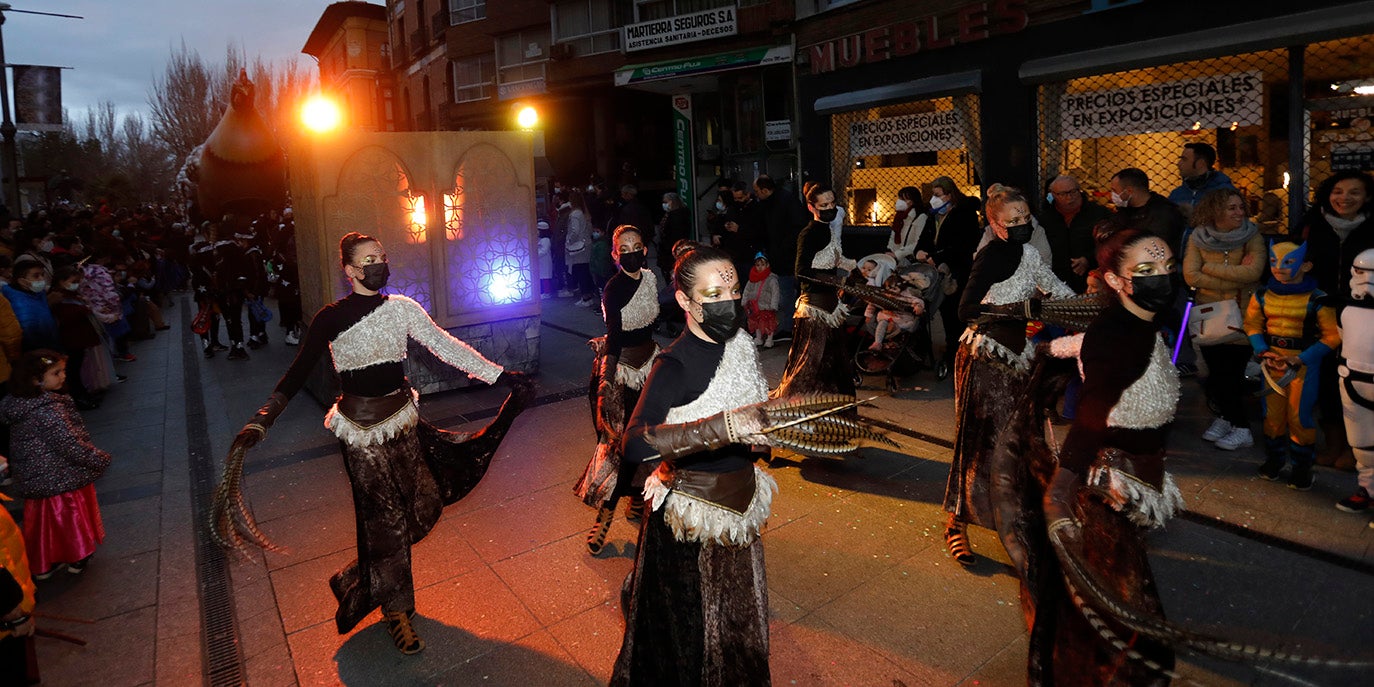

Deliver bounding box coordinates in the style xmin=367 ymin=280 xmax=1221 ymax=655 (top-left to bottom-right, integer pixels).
xmin=1245 ymin=241 xmax=1341 ymax=490
xmin=537 ymin=220 xmax=553 ymax=299
xmin=2 ymin=259 xmax=58 ymax=351
xmin=744 ymin=252 xmax=780 ymax=347
xmin=49 ymin=267 xmax=103 ymax=409
xmin=0 ymin=350 xmax=110 ymax=579
xmin=870 ymin=271 xmax=927 ymax=352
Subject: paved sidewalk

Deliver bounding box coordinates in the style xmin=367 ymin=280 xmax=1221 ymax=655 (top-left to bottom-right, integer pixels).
xmin=18 ymin=292 xmax=1374 ymax=686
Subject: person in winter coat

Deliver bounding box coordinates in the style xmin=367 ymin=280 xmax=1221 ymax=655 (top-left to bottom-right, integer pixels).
xmin=744 ymin=252 xmax=780 ymax=348
xmin=2 ymin=260 xmax=58 ymax=352
xmin=888 ymin=186 xmax=929 ymax=265
xmin=566 ymin=189 xmax=597 ymax=307
xmin=0 ymin=290 xmax=22 ymax=384
xmin=0 ymin=350 xmax=110 ymax=579
xmin=0 ymin=502 xmax=37 ymax=684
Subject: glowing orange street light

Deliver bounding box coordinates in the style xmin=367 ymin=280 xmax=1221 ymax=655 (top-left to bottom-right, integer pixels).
xmin=302 ymin=94 xmax=343 ymax=133
xmin=515 ymin=105 xmax=539 ymax=130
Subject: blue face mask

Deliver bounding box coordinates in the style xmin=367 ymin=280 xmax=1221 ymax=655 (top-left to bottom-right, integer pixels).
xmin=1046 ymin=192 xmax=1054 ymax=205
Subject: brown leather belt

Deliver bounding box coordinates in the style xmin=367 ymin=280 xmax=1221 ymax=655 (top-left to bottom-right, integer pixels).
xmin=335 ymin=388 xmax=413 ymax=429
xmin=669 ymin=467 xmax=756 ymax=515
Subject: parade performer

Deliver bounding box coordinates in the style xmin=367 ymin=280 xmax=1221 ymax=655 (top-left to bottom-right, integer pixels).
xmin=1025 ymin=228 xmax=1183 ymax=684
xmin=1245 ymin=241 xmax=1340 ymax=490
xmin=1337 ymin=249 xmax=1374 ymax=516
xmin=944 ymin=187 xmax=1074 ymax=566
xmin=775 ymin=182 xmax=857 ymax=400
xmin=212 ymin=232 xmax=532 ymax=656
xmin=577 ymin=226 xmax=659 ymax=554
xmin=610 ymin=244 xmax=893 ymax=686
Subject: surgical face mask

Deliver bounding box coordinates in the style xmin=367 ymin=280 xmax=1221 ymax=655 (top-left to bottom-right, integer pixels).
xmin=818 ymin=208 xmax=839 ymax=223
xmin=112 ymin=230 xmax=121 ymax=238
xmin=27 ymin=279 xmax=48 ymax=293
xmin=64 ymin=282 xmax=80 ymax=292
xmin=715 ymin=201 xmax=726 ymax=211
xmin=662 ymin=202 xmax=671 ymax=213
xmin=929 ymin=196 xmax=947 ymax=211
xmin=587 ymin=185 xmax=596 ymax=194
xmin=694 ymin=298 xmax=745 ymax=344
xmin=1046 ymin=192 xmax=1055 ymax=205
xmin=618 ymin=249 xmax=646 ymax=273
xmin=1125 ymin=273 xmax=1176 ymax=312
xmin=357 ymin=262 xmax=390 ymax=291
xmin=1111 ymin=190 xmax=1130 ymax=208
xmin=895 ymin=199 xmax=910 ymax=212
xmin=1005 ymin=222 xmax=1034 ymax=245
xmin=39 ymin=240 xmax=54 ymax=252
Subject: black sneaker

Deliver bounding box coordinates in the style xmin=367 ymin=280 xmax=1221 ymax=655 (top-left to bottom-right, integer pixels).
xmin=1257 ymin=457 xmax=1285 ymax=481
xmin=204 ymin=345 xmax=217 ymax=359
xmin=1337 ymin=487 xmax=1372 ymax=513
xmin=1288 ymin=464 xmax=1315 ymax=491
xmin=247 ymin=336 xmax=265 ymax=350
xmin=227 ymin=345 xmax=249 ymax=361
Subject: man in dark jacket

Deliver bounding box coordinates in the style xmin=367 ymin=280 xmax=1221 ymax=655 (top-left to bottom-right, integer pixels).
xmin=755 ymin=175 xmax=807 ymax=333
xmin=1039 ymin=174 xmax=1111 ymax=292
xmin=1110 ymin=167 xmax=1186 ymax=251
xmin=1168 ymin=142 xmax=1235 ymax=222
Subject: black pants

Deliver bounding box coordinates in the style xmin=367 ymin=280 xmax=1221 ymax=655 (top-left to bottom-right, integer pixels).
xmin=939 ymin=288 xmax=965 ymax=364
xmin=65 ymin=347 xmax=92 ymax=400
xmin=1200 ymin=342 xmax=1252 ymax=427
xmin=569 ymin=263 xmax=595 ymax=299
xmin=219 ymin=292 xmax=265 ymax=344
xmin=278 ymin=289 xmax=303 ymax=332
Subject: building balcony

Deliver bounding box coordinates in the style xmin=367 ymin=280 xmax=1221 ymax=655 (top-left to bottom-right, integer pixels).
xmin=432 ymin=11 xmax=448 ymax=41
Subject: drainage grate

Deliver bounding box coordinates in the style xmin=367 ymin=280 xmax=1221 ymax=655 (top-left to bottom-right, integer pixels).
xmin=182 ymin=298 xmax=246 ymax=687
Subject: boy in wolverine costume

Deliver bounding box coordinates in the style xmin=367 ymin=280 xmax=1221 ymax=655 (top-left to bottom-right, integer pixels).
xmin=1244 ymin=240 xmax=1341 ymax=490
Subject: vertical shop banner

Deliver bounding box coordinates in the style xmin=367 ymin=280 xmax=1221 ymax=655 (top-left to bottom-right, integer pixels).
xmin=848 ymin=111 xmax=965 ymax=157
xmin=1059 ymin=70 xmax=1263 ymax=139
xmin=672 ymin=94 xmax=695 ymax=217
xmin=12 ymin=65 xmax=63 ymax=132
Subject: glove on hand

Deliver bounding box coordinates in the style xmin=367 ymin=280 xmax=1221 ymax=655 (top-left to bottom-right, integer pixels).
xmin=238 ymin=392 xmax=287 ymax=450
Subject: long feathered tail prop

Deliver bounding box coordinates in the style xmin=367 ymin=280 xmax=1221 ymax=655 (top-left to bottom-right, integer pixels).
xmin=1048 ymin=519 xmax=1374 ymax=672
xmin=760 ymin=393 xmax=899 ymax=455
xmin=210 ymin=427 xmax=277 ymax=552
xmin=800 ymin=274 xmax=921 ymax=312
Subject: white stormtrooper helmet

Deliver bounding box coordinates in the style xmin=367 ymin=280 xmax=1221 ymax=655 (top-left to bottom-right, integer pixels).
xmin=1351 ymin=248 xmax=1374 ymax=300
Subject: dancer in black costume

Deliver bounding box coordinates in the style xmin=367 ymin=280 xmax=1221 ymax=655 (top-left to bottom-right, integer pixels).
xmin=225 ymin=232 xmax=532 ymax=655
xmin=611 ymin=245 xmax=777 ymax=686
xmin=577 ymin=225 xmax=659 ymax=554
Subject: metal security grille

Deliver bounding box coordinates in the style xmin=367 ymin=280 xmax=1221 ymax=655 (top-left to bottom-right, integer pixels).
xmin=1303 ymin=36 xmax=1374 ymax=207
xmin=829 ymin=95 xmax=982 ymax=228
xmin=1036 ymin=49 xmax=1288 ymax=225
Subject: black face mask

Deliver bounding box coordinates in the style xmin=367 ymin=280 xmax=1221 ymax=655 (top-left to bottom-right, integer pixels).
xmin=695 ymin=298 xmax=745 ymax=343
xmin=619 ymin=250 xmax=646 ymax=273
xmin=818 ymin=208 xmax=839 ymax=223
xmin=358 ymin=262 xmax=390 ymax=291
xmin=1126 ymin=273 xmax=1176 ymax=312
xmin=1005 ymin=222 xmax=1034 ymax=245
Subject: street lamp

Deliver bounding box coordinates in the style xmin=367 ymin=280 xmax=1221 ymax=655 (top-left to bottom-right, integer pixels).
xmin=301 ymin=94 xmax=343 ymax=133
xmin=515 ymin=105 xmax=539 ymax=130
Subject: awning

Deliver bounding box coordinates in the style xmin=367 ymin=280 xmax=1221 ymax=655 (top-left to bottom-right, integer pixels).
xmin=614 ymin=45 xmax=793 ymax=87
xmin=813 ymin=70 xmax=981 ymax=115
xmin=1020 ymin=1 xmax=1374 ymax=83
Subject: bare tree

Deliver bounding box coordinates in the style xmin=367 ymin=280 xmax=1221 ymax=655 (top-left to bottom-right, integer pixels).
xmin=148 ymin=40 xmax=220 ymax=161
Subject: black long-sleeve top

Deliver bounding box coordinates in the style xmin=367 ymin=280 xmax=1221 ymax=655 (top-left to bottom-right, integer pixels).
xmin=795 ymin=219 xmax=838 ymax=307
xmin=1059 ymin=303 xmax=1168 ymax=473
xmin=275 ymin=293 xmax=395 ymax=399
xmin=601 ymin=270 xmax=655 ymax=358
xmin=622 ymin=333 xmax=753 ymax=474
xmin=958 ymin=238 xmax=1028 ymax=351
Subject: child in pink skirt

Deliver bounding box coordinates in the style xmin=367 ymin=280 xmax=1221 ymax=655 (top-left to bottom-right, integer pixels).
xmin=0 ymin=350 xmax=110 ymax=579
xmin=744 ymin=252 xmax=780 ymax=347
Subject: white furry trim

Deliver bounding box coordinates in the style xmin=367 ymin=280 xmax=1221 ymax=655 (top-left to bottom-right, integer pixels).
xmin=644 ymin=466 xmax=778 ymax=546
xmin=618 ymin=270 xmax=659 ymax=331
xmin=794 ymin=301 xmax=849 ymax=328
xmin=1087 ymin=466 xmax=1184 ymax=529
xmin=323 ymin=388 xmax=420 ymax=447
xmin=1107 ymin=336 xmax=1180 ymax=429
xmin=1049 ymin=333 xmax=1086 ymax=378
xmin=958 ymin=327 xmax=1035 ymax=371
xmin=614 ymin=345 xmax=660 ymax=390
xmin=664 ymin=331 xmax=768 ymax=424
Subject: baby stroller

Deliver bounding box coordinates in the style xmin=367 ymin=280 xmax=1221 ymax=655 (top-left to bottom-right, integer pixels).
xmin=855 ymin=262 xmax=948 ymax=391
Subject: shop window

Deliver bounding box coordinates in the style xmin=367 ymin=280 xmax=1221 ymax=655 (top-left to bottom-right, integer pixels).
xmin=1036 ymin=49 xmax=1288 ymax=226
xmin=1304 ymin=36 xmax=1374 ymax=207
xmin=451 ymin=0 xmax=485 ymax=24
xmin=452 ymin=53 xmax=495 ymax=103
xmin=634 ymin=0 xmax=733 ymax=22
xmin=830 ymin=96 xmax=982 ymax=226
xmin=496 ymin=31 xmax=548 ymax=90
xmin=552 ymin=0 xmax=628 ymax=56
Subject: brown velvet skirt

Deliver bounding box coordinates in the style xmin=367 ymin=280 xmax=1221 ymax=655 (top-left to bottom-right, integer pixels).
xmin=610 ymin=507 xmax=770 ymax=687
xmin=774 ymin=312 xmax=855 ymax=400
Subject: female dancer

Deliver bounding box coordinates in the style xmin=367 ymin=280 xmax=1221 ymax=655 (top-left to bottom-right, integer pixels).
xmin=944 ymin=187 xmax=1073 ymax=566
xmin=1030 ymin=228 xmax=1183 ymax=685
xmin=227 ymin=232 xmax=530 ymax=655
xmin=775 ymin=181 xmax=857 ymax=399
xmin=611 ymin=244 xmax=776 ymax=686
xmin=577 ymin=225 xmax=659 ymax=554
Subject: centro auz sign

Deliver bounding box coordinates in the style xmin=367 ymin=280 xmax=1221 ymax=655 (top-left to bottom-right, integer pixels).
xmin=624 ymin=7 xmax=738 ymax=52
